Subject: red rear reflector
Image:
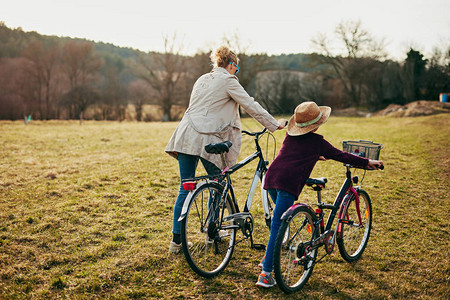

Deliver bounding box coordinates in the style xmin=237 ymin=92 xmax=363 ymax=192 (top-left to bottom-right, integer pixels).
xmin=182 ymin=182 xmax=197 ymax=191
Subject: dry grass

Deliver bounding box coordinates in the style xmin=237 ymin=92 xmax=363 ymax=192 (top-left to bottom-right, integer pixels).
xmin=0 ymin=115 xmax=449 ymax=299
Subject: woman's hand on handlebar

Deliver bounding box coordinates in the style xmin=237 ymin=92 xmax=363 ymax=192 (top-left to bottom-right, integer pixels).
xmin=277 ymin=119 xmax=288 ymax=130
xmin=368 ymin=159 xmax=384 ymax=170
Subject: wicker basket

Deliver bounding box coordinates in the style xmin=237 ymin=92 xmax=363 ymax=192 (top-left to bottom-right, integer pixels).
xmin=342 ymin=140 xmax=383 ymax=160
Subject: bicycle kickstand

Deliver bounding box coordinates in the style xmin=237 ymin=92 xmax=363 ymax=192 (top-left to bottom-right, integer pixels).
xmin=250 ymin=234 xmax=266 ymax=251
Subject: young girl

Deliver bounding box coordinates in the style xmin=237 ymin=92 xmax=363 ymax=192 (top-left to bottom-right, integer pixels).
xmin=256 ymin=101 xmax=383 ymax=288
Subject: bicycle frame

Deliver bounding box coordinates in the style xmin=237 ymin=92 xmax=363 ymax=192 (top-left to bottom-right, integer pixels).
xmin=226 ymin=144 xmax=267 ymax=214
xmin=280 ymin=166 xmax=362 ymax=253
xmin=178 ymin=129 xmax=273 ymax=226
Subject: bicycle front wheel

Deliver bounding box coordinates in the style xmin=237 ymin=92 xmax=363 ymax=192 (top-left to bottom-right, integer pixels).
xmin=337 ymin=189 xmax=372 ymax=262
xmin=273 ymin=205 xmax=318 ymax=294
xmin=180 ymin=182 xmax=237 ymax=278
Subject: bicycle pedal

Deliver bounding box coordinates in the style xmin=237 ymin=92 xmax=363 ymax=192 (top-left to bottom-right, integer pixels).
xmin=251 ymin=243 xmax=266 ymax=251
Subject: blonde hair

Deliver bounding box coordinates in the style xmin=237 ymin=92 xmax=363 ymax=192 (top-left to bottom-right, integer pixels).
xmin=210 ymin=46 xmax=239 ymax=68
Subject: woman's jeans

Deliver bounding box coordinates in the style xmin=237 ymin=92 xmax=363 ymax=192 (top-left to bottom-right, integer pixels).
xmin=263 ymin=189 xmax=296 ymax=273
xmin=172 ymin=153 xmax=220 ymax=235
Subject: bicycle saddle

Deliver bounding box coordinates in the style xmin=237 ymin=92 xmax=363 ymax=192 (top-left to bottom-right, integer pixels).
xmin=306 ymin=177 xmax=327 ymax=188
xmin=205 ymin=141 xmax=233 ymax=154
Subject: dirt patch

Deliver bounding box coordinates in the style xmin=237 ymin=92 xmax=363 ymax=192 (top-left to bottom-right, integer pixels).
xmin=333 ymin=107 xmax=371 ymax=117
xmin=373 ymin=101 xmax=450 ymax=117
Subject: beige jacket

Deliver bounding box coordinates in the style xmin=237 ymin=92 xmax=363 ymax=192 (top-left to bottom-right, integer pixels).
xmin=165 ymin=67 xmax=279 ymax=168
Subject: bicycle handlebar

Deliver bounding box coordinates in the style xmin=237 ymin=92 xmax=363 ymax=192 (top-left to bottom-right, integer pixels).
xmin=242 ymin=128 xmax=267 ymax=137
xmin=345 ymin=164 xmax=384 ymax=170
xmin=367 ymin=164 xmax=384 ymax=170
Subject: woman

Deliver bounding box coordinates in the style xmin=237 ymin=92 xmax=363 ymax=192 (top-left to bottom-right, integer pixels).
xmin=165 ymin=46 xmax=286 ymax=254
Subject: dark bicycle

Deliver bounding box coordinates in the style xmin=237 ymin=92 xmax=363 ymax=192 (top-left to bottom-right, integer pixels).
xmin=273 ymin=140 xmax=384 ymax=293
xmin=178 ymin=128 xmax=276 ymax=278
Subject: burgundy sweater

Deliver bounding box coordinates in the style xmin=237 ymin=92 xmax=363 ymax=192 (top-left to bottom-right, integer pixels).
xmin=264 ymin=133 xmax=369 ymax=198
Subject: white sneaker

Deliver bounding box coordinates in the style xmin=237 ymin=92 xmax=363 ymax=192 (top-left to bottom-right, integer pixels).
xmin=219 ymin=229 xmax=229 ymax=238
xmin=168 ymin=241 xmax=193 ymax=254
xmin=207 ymin=230 xmax=229 ymax=243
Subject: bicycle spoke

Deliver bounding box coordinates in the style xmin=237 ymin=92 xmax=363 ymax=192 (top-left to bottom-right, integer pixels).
xmin=287 ymin=216 xmax=308 ymax=246
xmin=192 ymin=193 xmax=206 ymax=231
xmin=181 ymin=182 xmax=236 ymax=278
xmin=274 ymin=206 xmax=317 ymax=293
xmin=337 ymin=190 xmax=372 ymax=262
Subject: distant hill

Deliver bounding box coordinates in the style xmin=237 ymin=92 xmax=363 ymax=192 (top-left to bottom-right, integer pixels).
xmin=0 ymin=21 xmax=319 ymax=72
xmin=0 ymin=22 xmax=141 ymax=60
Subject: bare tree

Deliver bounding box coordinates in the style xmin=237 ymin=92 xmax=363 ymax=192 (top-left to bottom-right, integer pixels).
xmin=178 ymin=51 xmax=211 ymax=110
xmin=60 ymin=85 xmax=99 ymax=124
xmin=21 ymin=41 xmax=60 ymax=119
xmin=62 ymin=41 xmax=103 ymax=88
xmin=100 ymin=59 xmax=127 ymax=121
xmin=189 ymin=51 xmax=212 ymax=76
xmin=221 ymin=32 xmax=270 ymax=92
xmin=0 ymin=57 xmax=36 ymax=119
xmin=127 ymin=79 xmax=152 ymax=121
xmin=312 ymin=20 xmax=386 ymax=108
xmin=131 ymin=33 xmax=187 ymax=121
xmin=255 ymin=70 xmax=306 ymax=114
xmin=60 ymin=41 xmax=103 ymax=121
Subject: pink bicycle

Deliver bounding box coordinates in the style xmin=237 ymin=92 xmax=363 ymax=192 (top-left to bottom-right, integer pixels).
xmin=273 ymin=140 xmax=384 ymax=293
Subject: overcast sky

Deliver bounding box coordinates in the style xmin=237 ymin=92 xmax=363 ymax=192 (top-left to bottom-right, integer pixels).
xmin=2 ymin=0 xmax=449 ymax=60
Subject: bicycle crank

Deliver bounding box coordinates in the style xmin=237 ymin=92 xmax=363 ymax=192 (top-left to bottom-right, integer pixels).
xmin=312 ymin=229 xmax=335 ymax=254
xmin=223 ymin=212 xmax=254 ymax=238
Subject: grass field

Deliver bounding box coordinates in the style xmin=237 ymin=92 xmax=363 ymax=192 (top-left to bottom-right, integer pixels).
xmin=1 ymin=115 xmax=449 ymax=299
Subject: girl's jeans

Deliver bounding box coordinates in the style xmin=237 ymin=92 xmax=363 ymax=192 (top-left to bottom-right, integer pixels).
xmin=172 ymin=153 xmax=220 ymax=235
xmin=263 ymin=189 xmax=296 ymax=273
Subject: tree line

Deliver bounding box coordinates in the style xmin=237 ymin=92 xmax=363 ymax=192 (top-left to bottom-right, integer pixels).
xmin=0 ymin=21 xmax=448 ymax=122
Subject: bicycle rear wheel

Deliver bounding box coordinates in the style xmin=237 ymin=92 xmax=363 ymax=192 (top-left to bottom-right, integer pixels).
xmin=273 ymin=205 xmax=318 ymax=294
xmin=180 ymin=182 xmax=237 ymax=278
xmin=337 ymin=189 xmax=372 ymax=262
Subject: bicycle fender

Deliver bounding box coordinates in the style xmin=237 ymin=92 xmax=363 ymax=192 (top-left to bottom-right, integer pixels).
xmin=261 ymin=175 xmax=272 ymax=223
xmin=280 ymin=203 xmax=314 ymax=220
xmin=177 ymin=180 xmax=218 ymax=222
xmin=337 ymin=187 xmax=361 ymax=238
xmin=178 ymin=191 xmax=195 ymax=222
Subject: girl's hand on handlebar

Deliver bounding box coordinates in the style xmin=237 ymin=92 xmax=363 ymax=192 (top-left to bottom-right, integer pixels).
xmin=368 ymin=160 xmax=384 ymax=170
xmin=277 ymin=119 xmax=288 ymax=130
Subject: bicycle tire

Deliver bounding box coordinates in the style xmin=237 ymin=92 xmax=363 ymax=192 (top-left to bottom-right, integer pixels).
xmin=180 ymin=181 xmax=237 ymax=278
xmin=273 ymin=205 xmax=318 ymax=294
xmin=337 ymin=189 xmax=372 ymax=262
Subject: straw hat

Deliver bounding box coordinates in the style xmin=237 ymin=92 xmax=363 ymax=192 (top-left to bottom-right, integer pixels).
xmin=286 ymin=101 xmax=331 ymax=136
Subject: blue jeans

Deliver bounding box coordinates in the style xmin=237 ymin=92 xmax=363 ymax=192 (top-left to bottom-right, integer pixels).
xmin=263 ymin=189 xmax=296 ymax=273
xmin=172 ymin=153 xmax=221 ymax=235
